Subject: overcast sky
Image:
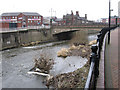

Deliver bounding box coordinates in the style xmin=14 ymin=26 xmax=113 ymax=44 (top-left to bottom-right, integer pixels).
xmin=0 ymin=0 xmax=119 ymax=21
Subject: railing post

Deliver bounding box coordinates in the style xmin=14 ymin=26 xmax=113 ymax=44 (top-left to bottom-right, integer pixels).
xmin=91 ymin=45 xmax=99 ymax=89
xmin=91 ymin=45 xmax=99 ymax=77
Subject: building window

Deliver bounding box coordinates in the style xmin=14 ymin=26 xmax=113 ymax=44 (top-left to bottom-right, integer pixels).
xmin=31 ymin=21 xmax=32 ymax=23
xmin=28 ymin=21 xmax=29 ymax=23
xmin=3 ymin=17 xmax=5 ymax=20
xmin=12 ymin=16 xmax=14 ymax=19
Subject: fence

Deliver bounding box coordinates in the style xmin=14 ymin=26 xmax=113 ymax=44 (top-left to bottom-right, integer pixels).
xmin=84 ymin=25 xmax=118 ymax=89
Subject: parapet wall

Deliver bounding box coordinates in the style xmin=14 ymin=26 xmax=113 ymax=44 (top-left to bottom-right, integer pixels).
xmin=0 ymin=29 xmax=54 ymax=50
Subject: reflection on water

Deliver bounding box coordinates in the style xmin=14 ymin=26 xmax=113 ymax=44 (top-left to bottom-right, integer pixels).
xmin=88 ymin=34 xmax=97 ymax=41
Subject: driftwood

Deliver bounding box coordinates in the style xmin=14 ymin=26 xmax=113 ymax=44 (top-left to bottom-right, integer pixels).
xmin=28 ymin=68 xmax=53 ymax=89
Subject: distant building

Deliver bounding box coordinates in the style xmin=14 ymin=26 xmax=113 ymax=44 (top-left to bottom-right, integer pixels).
xmin=101 ymin=16 xmax=120 ymax=25
xmin=63 ymin=11 xmax=88 ymax=25
xmin=101 ymin=18 xmax=108 ymax=23
xmin=0 ymin=12 xmax=43 ymax=28
xmin=43 ymin=16 xmax=57 ymax=26
xmin=118 ymin=1 xmax=120 ymax=18
xmin=55 ymin=18 xmax=65 ymax=26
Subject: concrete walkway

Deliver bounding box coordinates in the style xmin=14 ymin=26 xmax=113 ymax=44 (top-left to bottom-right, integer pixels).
xmin=97 ymin=27 xmax=119 ymax=89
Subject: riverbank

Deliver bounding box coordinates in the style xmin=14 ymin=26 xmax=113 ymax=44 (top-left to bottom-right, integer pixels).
xmin=45 ymin=39 xmax=97 ymax=88
xmin=46 ymin=62 xmax=90 ymax=88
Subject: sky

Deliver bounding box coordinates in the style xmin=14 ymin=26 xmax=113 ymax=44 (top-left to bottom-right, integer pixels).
xmin=0 ymin=0 xmax=119 ymax=21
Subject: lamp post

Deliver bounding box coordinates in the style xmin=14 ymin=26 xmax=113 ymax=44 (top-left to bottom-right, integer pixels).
xmin=108 ymin=0 xmax=113 ymax=44
xmin=114 ymin=15 xmax=118 ymax=26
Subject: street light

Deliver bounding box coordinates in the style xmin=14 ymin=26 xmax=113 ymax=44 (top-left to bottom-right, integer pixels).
xmin=114 ymin=15 xmax=118 ymax=26
xmin=108 ymin=0 xmax=113 ymax=44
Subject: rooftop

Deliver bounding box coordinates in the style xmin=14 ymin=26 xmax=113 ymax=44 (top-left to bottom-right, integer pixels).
xmin=1 ymin=12 xmax=41 ymax=16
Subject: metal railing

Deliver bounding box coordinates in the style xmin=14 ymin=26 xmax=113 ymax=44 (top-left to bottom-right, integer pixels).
xmin=84 ymin=25 xmax=118 ymax=90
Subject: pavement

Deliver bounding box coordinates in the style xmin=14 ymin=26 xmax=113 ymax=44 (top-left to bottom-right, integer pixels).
xmin=97 ymin=27 xmax=119 ymax=89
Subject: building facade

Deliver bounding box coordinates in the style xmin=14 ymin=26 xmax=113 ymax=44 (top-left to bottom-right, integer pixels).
xmin=63 ymin=11 xmax=87 ymax=25
xmin=101 ymin=16 xmax=120 ymax=25
xmin=1 ymin=12 xmax=43 ymax=28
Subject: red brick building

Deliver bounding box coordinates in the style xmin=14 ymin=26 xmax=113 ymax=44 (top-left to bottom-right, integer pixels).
xmin=101 ymin=16 xmax=120 ymax=25
xmin=63 ymin=11 xmax=88 ymax=25
xmin=1 ymin=12 xmax=43 ymax=28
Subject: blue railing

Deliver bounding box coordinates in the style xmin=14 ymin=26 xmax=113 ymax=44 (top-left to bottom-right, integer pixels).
xmin=84 ymin=25 xmax=118 ymax=90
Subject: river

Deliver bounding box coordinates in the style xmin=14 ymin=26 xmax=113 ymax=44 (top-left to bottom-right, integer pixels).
xmin=1 ymin=34 xmax=97 ymax=88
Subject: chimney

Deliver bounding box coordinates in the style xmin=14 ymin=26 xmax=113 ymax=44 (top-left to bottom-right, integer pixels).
xmin=85 ymin=14 xmax=87 ymax=20
xmin=71 ymin=10 xmax=73 ymax=15
xmin=76 ymin=11 xmax=79 ymax=16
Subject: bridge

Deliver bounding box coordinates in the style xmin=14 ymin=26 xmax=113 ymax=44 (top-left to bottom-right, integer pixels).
xmin=52 ymin=24 xmax=109 ymax=34
xmin=51 ymin=24 xmax=108 ymax=40
xmin=52 ymin=29 xmax=79 ymax=40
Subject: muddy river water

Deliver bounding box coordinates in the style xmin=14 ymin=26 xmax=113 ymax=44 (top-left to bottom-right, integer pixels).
xmin=1 ymin=34 xmax=97 ymax=88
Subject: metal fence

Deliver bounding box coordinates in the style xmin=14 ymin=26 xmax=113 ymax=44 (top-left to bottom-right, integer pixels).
xmin=84 ymin=25 xmax=118 ymax=90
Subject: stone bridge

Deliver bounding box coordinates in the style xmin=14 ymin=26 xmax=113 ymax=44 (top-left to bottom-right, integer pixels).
xmin=52 ymin=24 xmax=110 ymax=35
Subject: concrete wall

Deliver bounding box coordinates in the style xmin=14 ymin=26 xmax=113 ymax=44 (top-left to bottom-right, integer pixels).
xmin=0 ymin=29 xmax=54 ymax=50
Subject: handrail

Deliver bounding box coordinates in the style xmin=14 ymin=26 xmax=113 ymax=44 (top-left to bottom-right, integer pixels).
xmin=85 ymin=62 xmax=95 ymax=89
xmin=84 ymin=25 xmax=118 ymax=89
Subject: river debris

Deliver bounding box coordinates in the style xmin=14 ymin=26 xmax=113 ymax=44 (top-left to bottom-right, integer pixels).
xmin=68 ymin=45 xmax=91 ymax=59
xmin=57 ymin=45 xmax=91 ymax=59
xmin=21 ymin=41 xmax=41 ymax=47
xmin=29 ymin=54 xmax=54 ymax=74
xmin=46 ymin=62 xmax=90 ymax=88
xmin=88 ymin=40 xmax=97 ymax=46
xmin=28 ymin=39 xmax=96 ymax=88
xmin=57 ymin=40 xmax=96 ymax=58
xmin=57 ymin=48 xmax=70 ymax=58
